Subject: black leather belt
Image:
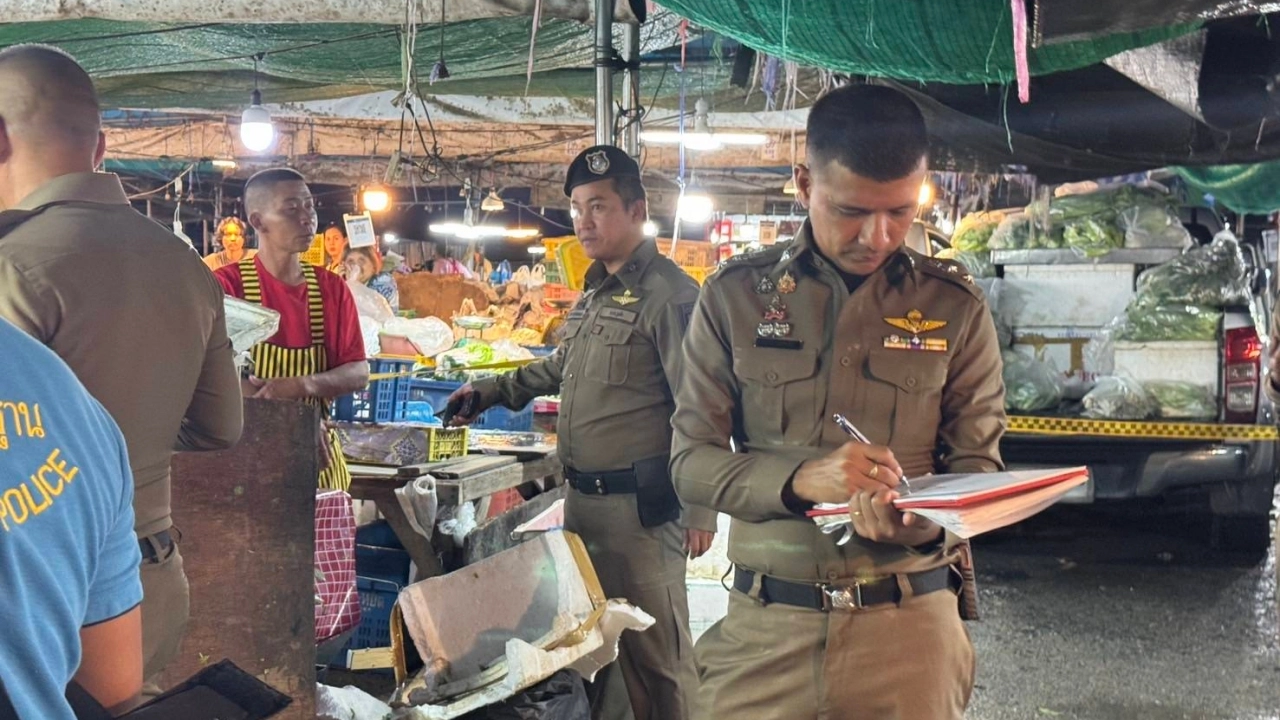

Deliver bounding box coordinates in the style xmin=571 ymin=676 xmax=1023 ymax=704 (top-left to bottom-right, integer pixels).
xmin=138 ymin=529 xmax=175 ymax=563
xmin=734 ymin=566 xmax=957 ymax=612
xmin=564 ymin=466 xmax=637 ymax=495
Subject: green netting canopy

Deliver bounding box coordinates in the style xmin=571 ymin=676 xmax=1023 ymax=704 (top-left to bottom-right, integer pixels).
xmin=0 ymin=17 xmax=683 ymax=109
xmin=654 ymin=0 xmax=1196 ymax=84
xmin=1175 ymin=162 xmax=1280 ymax=215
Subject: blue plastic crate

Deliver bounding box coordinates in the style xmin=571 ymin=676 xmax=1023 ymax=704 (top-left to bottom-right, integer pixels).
xmin=355 ymin=544 xmax=411 ymax=585
xmin=354 ymin=519 xmax=404 ymax=549
xmin=407 ymin=379 xmax=534 ymax=431
xmin=332 ymin=358 xmax=415 ymax=423
xmin=475 ymin=404 xmax=534 ymax=431
xmin=348 ymin=576 xmax=402 ymax=650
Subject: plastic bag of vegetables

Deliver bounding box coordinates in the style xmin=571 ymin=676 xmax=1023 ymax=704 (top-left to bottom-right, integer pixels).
xmin=1118 ymin=203 xmax=1192 ymax=249
xmin=1117 ymin=301 xmax=1221 ymax=342
xmin=989 ymin=212 xmax=1058 ymax=250
xmin=1135 ymin=230 xmax=1251 ymax=307
xmin=1146 ymin=381 xmax=1217 ymax=419
xmin=1062 ymin=217 xmax=1124 ymax=257
xmin=1001 ymin=350 xmax=1064 ymax=412
xmin=1082 ymin=376 xmax=1155 ymax=420
xmin=951 ymin=211 xmax=1005 ymax=252
xmin=936 ymin=248 xmax=995 ymax=278
xmin=433 ymin=338 xmax=497 ymax=381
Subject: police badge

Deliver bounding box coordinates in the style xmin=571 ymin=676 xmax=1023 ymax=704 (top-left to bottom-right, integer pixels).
xmin=586 ymin=150 xmax=610 ymax=175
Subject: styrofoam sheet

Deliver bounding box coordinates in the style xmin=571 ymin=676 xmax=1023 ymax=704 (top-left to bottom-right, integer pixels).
xmin=1114 ymin=340 xmax=1219 ymax=388
xmin=998 ymin=264 xmax=1136 ymax=328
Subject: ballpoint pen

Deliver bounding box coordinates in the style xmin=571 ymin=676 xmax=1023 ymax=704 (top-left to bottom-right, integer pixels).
xmin=832 ymin=413 xmax=912 ymax=495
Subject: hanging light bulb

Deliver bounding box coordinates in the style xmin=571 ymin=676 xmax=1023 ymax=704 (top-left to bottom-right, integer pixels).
xmin=240 ymin=54 xmax=275 ymax=153
xmin=643 ymin=220 xmax=659 ymax=237
xmin=431 ymin=0 xmax=451 ymax=83
xmin=528 ymin=245 xmax=548 ymax=256
xmin=481 ymin=189 xmax=505 ymax=213
xmin=677 ymin=185 xmax=715 ymax=225
xmin=782 ymin=176 xmax=798 ymax=195
xmin=642 ymin=98 xmax=767 ymax=150
xmin=362 ymin=185 xmax=391 ymax=213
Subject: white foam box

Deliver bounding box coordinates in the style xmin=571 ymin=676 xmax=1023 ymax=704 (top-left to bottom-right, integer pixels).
xmin=997 ymin=264 xmax=1137 ymax=329
xmin=1113 ymin=340 xmax=1219 ymax=387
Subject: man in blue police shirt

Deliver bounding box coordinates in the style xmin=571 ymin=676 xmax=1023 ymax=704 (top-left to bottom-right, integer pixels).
xmin=0 ymin=315 xmax=144 ymax=718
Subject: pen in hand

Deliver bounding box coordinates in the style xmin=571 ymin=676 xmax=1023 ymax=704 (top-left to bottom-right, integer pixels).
xmin=831 ymin=413 xmax=912 ymax=495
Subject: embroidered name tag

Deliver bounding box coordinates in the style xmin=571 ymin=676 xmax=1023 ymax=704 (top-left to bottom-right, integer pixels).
xmin=754 ymin=337 xmax=804 ymax=350
xmin=599 ymin=307 xmax=638 ymax=324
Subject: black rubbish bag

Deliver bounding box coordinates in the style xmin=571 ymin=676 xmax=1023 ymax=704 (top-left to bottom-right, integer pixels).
xmin=459 ymin=670 xmax=590 ymax=720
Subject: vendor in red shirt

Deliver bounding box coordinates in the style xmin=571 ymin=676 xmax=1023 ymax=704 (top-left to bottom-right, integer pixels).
xmin=215 ymin=168 xmax=369 ymax=491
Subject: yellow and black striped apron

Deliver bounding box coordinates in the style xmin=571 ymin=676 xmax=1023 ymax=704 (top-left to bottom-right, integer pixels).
xmin=240 ymin=259 xmax=352 ymax=491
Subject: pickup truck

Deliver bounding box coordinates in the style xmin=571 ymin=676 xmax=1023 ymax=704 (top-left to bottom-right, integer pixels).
xmin=993 ymin=208 xmax=1278 ymax=551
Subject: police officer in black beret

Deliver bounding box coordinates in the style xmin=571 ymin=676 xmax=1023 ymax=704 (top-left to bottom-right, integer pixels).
xmin=448 ymin=145 xmax=716 ymax=720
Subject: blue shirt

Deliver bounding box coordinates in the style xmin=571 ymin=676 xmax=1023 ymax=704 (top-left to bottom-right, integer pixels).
xmin=0 ymin=318 xmax=141 ymax=719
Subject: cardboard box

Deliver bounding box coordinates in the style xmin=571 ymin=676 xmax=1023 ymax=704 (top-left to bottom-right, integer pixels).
xmin=656 ymin=238 xmax=717 ymax=268
xmin=390 ymin=531 xmax=652 ymax=719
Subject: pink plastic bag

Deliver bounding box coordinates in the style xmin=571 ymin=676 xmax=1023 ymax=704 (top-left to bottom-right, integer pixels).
xmin=315 ymin=489 xmax=360 ymax=642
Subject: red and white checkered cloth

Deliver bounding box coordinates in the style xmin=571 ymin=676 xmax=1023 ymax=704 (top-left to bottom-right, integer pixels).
xmin=315 ymin=489 xmax=360 ymax=642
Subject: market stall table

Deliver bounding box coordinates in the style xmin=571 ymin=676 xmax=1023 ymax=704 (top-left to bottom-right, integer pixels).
xmin=347 ymin=449 xmax=564 ymax=581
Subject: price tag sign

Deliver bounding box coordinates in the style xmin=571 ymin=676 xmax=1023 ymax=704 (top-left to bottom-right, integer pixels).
xmin=344 ymin=212 xmax=377 ymax=249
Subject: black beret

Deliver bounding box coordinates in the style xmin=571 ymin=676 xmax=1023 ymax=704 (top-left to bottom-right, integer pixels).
xmin=564 ymin=145 xmax=640 ymax=196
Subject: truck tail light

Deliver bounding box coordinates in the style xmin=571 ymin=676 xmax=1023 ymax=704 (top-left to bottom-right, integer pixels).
xmin=1223 ymin=326 xmax=1261 ymax=422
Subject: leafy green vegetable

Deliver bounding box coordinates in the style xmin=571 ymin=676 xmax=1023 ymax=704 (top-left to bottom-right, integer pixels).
xmin=1146 ymin=382 xmax=1217 ymax=419
xmin=1117 ymin=303 xmax=1221 ymax=342
xmin=1062 ymin=218 xmax=1124 ymax=257
xmin=1002 ymin=350 xmax=1063 ymax=411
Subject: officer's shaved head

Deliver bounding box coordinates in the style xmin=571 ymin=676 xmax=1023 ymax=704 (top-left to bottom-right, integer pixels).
xmin=0 ymin=44 xmax=102 ymax=156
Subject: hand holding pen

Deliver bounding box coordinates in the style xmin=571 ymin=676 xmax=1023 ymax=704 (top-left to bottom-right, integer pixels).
xmin=832 ymin=414 xmax=912 ymax=495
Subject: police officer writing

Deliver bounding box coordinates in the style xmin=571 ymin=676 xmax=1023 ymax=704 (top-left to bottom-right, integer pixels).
xmin=671 ymin=85 xmax=1006 ymax=720
xmin=446 ymin=145 xmax=716 ymax=720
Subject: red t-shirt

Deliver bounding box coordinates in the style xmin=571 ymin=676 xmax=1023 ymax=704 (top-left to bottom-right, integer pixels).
xmin=215 ymin=257 xmax=365 ymax=367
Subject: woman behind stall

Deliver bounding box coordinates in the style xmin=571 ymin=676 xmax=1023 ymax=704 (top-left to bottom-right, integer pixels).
xmin=346 ymin=245 xmax=399 ymax=312
xmin=202 ymin=217 xmax=255 ymax=271
xmin=323 ymin=224 xmax=349 ymax=275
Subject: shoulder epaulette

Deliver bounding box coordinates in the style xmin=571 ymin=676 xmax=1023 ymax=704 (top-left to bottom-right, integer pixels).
xmin=918 ymin=255 xmax=984 ymax=298
xmin=0 ymin=207 xmax=50 ymax=242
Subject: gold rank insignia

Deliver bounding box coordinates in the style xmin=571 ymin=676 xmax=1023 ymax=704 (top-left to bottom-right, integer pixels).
xmin=777 ymin=270 xmax=797 ymax=294
xmin=611 ymin=289 xmax=640 ymax=306
xmin=883 ymin=309 xmax=947 ymax=335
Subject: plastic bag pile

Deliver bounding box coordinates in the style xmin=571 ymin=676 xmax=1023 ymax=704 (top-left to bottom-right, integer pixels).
xmin=988 ymin=184 xmax=1191 ymax=258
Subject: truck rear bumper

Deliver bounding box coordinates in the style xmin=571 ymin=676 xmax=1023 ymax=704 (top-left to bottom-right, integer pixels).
xmin=1001 ymin=435 xmax=1278 ymax=515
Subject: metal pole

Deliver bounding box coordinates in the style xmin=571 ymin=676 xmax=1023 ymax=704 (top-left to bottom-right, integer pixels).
xmin=621 ymin=22 xmax=641 ymax=157
xmin=594 ymin=0 xmax=614 ymax=147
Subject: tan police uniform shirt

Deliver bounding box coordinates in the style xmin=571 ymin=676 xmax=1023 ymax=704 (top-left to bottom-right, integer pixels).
xmin=0 ymin=172 xmax=244 ymax=538
xmin=474 ymin=240 xmax=716 ymax=531
xmin=671 ymin=222 xmax=1006 ymax=580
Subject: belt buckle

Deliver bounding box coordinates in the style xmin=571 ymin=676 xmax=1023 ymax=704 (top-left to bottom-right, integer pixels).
xmin=821 ymin=582 xmax=864 ymax=612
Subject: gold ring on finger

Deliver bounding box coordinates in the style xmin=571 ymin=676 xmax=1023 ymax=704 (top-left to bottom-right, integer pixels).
xmin=868 ymin=463 xmax=879 ymax=479
xmin=851 ymin=510 xmax=862 ymax=517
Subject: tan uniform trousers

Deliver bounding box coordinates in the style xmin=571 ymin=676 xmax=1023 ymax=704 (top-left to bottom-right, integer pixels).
xmin=694 ymin=584 xmax=975 ymax=720
xmin=563 ymin=488 xmax=698 ymax=720
xmin=139 ymin=539 xmax=190 ymax=696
